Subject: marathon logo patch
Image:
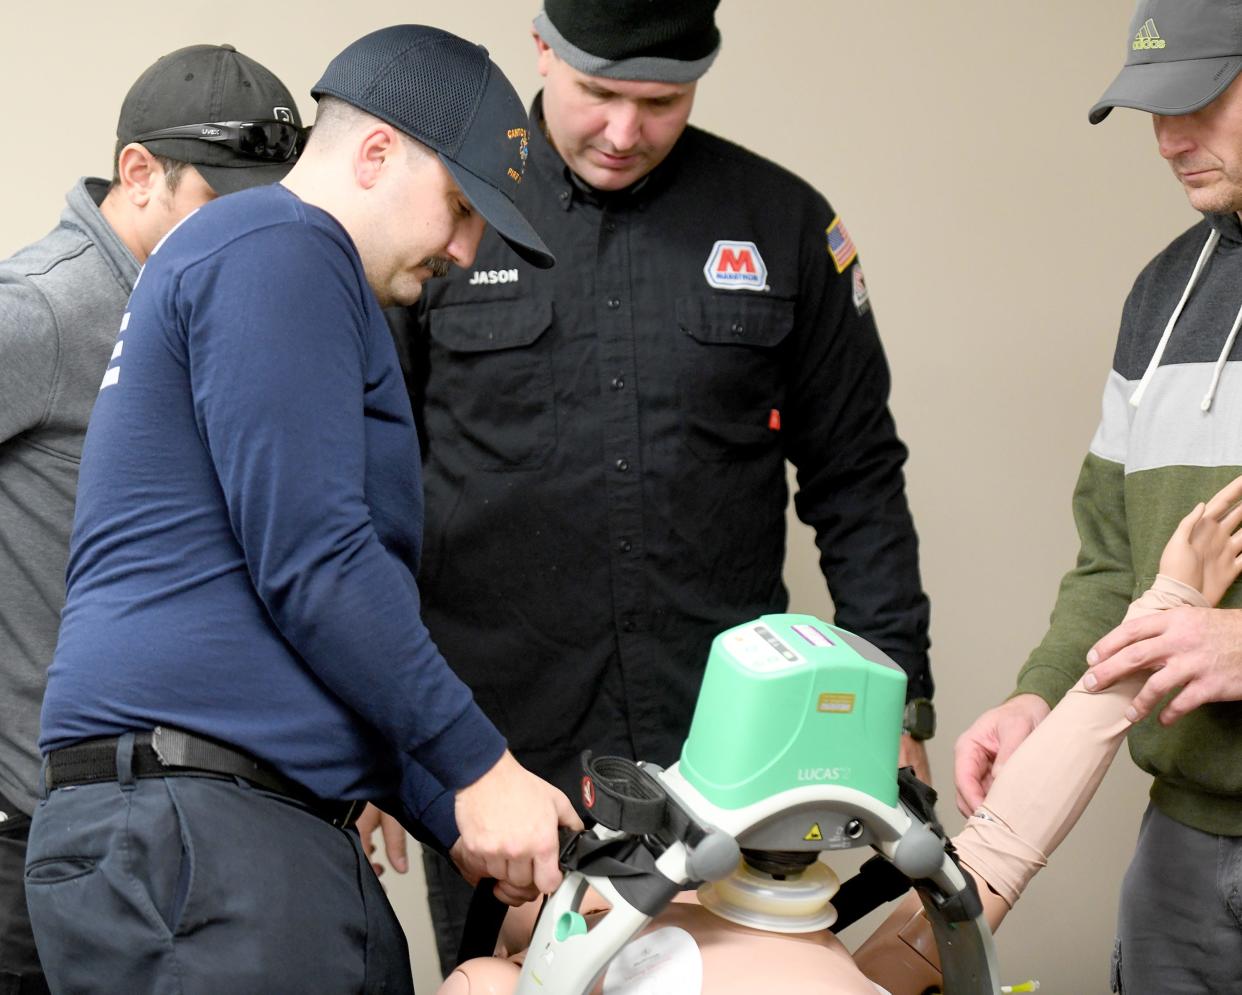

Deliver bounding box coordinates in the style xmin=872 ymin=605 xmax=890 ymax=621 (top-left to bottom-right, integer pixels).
xmin=703 ymin=240 xmax=768 ymax=292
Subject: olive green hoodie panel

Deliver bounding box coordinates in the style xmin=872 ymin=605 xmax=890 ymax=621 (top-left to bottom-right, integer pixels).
xmin=1123 ymin=464 xmax=1242 ymax=604
xmin=1151 ymin=777 xmax=1242 ymax=837
xmin=1015 ymin=451 xmax=1132 ymax=707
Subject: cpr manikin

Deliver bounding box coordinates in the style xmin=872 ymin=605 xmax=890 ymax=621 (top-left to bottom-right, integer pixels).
xmin=439 ymin=890 xmax=886 ymax=995
xmin=436 ymin=478 xmax=1242 ymax=995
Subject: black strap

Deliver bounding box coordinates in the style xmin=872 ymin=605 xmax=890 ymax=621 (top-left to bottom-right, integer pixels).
xmin=897 ymin=766 xmax=946 ymax=839
xmin=579 ymin=752 xmax=707 ymax=852
xmin=559 ymin=830 xmax=682 ymax=918
xmin=453 ymin=827 xmax=580 ymax=968
xmin=830 ymin=855 xmax=921 ymax=933
xmin=454 ymin=880 xmax=511 ymax=968
xmin=580 ymin=753 xmax=667 ymax=836
xmin=895 ymin=767 xmax=982 ymax=923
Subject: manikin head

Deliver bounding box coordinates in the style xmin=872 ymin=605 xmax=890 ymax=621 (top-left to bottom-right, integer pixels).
xmin=1091 ymin=0 xmax=1242 ymax=216
xmin=282 ymin=25 xmax=554 ymax=308
xmin=102 ymin=44 xmax=304 ymax=262
xmin=532 ymin=0 xmax=720 ymax=192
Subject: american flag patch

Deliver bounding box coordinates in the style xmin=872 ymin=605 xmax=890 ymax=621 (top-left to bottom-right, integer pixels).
xmin=825 ymin=217 xmax=857 ymax=274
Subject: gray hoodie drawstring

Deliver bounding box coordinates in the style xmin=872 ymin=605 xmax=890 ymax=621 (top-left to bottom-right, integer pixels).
xmin=1202 ymin=300 xmax=1242 ymax=411
xmin=1130 ymin=229 xmax=1221 ymax=409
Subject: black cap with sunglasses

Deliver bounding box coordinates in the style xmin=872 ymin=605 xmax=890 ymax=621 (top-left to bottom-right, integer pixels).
xmin=118 ymin=44 xmax=305 ymax=195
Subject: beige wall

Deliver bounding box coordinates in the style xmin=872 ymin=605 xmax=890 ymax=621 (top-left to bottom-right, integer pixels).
xmin=2 ymin=2 xmax=1201 ymax=991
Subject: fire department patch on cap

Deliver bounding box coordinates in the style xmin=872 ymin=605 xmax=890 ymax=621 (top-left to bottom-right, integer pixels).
xmin=703 ymin=240 xmax=768 ymax=291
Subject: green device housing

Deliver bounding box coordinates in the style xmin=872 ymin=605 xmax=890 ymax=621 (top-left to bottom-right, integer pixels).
xmin=679 ymin=613 xmax=907 ymax=809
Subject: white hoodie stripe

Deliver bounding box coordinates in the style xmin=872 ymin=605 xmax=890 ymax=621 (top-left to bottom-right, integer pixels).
xmin=1111 ymin=363 xmax=1242 ymax=472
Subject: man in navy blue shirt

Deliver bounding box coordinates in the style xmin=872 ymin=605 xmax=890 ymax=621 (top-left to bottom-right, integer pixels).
xmin=26 ymin=26 xmax=578 ymax=993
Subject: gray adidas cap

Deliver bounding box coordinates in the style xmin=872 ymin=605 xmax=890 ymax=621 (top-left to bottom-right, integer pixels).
xmin=1090 ymin=0 xmax=1242 ymax=123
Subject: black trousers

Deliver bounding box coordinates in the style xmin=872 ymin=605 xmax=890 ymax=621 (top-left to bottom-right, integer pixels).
xmin=0 ymin=791 xmax=48 ymax=995
xmin=25 ymin=734 xmax=413 ymax=994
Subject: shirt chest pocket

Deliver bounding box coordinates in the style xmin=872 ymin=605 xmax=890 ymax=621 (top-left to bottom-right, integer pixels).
xmin=675 ymin=295 xmax=795 ymax=460
xmin=426 ymin=299 xmax=556 ymax=470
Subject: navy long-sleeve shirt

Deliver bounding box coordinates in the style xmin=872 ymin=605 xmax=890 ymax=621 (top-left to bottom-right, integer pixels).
xmin=40 ymin=185 xmax=504 ymax=847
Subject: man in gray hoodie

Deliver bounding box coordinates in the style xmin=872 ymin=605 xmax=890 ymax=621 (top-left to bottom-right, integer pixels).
xmin=954 ymin=1 xmax=1242 ymax=989
xmin=0 ymin=44 xmax=303 ymax=992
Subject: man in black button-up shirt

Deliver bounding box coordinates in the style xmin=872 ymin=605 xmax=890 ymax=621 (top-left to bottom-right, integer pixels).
xmin=389 ymin=1 xmax=934 ymax=970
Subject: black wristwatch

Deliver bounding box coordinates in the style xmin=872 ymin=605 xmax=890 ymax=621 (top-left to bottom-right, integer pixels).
xmin=902 ymin=697 xmax=936 ymax=741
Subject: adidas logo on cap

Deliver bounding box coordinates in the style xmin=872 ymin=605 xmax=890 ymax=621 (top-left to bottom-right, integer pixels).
xmin=1133 ymin=18 xmax=1166 ymax=51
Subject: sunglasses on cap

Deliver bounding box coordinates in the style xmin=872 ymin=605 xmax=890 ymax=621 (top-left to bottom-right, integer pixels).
xmin=131 ymin=119 xmax=308 ymax=162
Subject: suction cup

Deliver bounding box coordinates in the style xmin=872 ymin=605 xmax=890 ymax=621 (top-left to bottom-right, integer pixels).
xmin=698 ymin=858 xmax=840 ymax=933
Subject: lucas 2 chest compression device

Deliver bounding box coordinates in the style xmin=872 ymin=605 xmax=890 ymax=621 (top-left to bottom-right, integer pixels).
xmin=513 ymin=614 xmax=1001 ymax=994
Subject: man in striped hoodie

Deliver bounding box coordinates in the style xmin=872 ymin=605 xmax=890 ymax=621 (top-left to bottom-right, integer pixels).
xmin=955 ymin=2 xmax=1242 ymax=990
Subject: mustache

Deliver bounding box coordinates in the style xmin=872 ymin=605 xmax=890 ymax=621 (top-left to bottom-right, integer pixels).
xmin=1171 ymin=157 xmax=1219 ymax=174
xmin=421 ymin=256 xmax=452 ymax=278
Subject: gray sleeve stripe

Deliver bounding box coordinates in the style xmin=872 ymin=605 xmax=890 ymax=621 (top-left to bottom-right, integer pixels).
xmin=1088 ymin=369 xmax=1132 ymax=464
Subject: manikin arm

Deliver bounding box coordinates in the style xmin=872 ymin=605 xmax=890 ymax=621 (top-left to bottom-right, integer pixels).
xmin=951 ymin=574 xmax=1205 ymax=911
xmin=954 ymin=480 xmax=1242 ymax=912
xmin=856 ymin=477 xmax=1242 ymax=994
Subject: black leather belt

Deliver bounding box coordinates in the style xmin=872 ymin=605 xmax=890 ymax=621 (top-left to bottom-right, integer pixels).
xmin=45 ymin=726 xmax=363 ymax=829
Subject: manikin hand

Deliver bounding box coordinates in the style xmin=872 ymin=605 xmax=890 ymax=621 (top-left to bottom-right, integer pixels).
xmin=1087 ymin=475 xmax=1242 ymax=725
xmin=452 ymin=750 xmax=583 ymax=907
xmin=952 ymin=694 xmax=1051 ymax=817
xmin=355 ymin=803 xmax=408 ymax=878
xmin=1156 ymin=474 xmax=1242 ymax=604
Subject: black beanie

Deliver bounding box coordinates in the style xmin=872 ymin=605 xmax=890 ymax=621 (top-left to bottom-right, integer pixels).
xmin=534 ymin=0 xmax=721 ymax=83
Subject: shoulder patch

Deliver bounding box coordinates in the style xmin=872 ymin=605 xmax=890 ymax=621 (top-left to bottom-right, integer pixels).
xmin=703 ymin=240 xmax=768 ymax=292
xmin=825 ymin=217 xmax=857 ymax=274
xmin=852 ymin=265 xmax=870 ymax=316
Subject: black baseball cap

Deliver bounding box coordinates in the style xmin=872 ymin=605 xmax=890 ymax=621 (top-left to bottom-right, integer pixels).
xmin=534 ymin=0 xmax=721 ymax=83
xmin=312 ymin=25 xmax=554 ymax=269
xmin=1090 ymin=0 xmax=1242 ymax=123
xmin=118 ymin=44 xmax=304 ymax=194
